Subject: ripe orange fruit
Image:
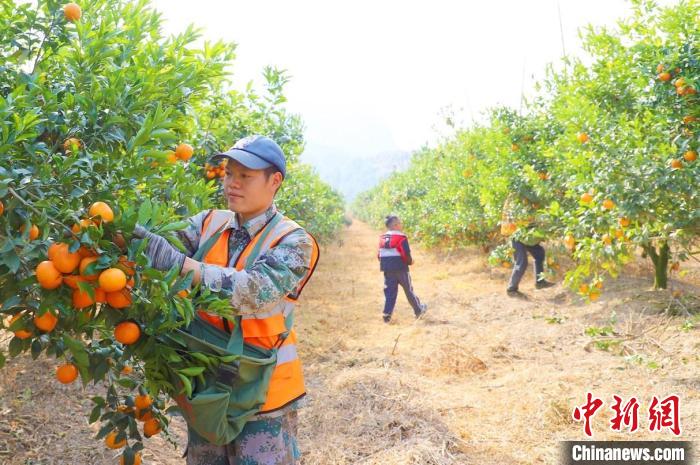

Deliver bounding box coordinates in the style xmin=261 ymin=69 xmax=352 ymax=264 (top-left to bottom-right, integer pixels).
xmin=683 ymin=150 xmax=697 ymax=162
xmin=619 ymin=217 xmax=630 ymax=228
xmin=602 ymin=234 xmax=612 ymax=245
xmin=63 ymin=3 xmax=81 ymax=21
xmin=589 ymin=290 xmax=601 ymax=302
xmin=579 ymin=284 xmax=590 ymax=294
xmin=99 ymin=268 xmax=127 ymax=292
xmin=614 ymin=229 xmax=625 ymax=239
xmin=538 ymin=172 xmax=549 ymax=180
xmin=79 ymin=256 xmax=100 ymax=280
xmin=206 ymin=170 xmax=216 ymax=179
xmin=56 ymin=363 xmax=79 ymax=384
xmin=135 ymin=408 xmax=154 ymax=422
xmin=175 ymin=143 xmax=194 ymax=161
xmin=121 ymin=365 xmax=133 ymax=375
xmin=677 ymin=86 xmax=687 ymax=95
xmin=34 ymin=311 xmax=58 ymax=333
xmin=670 ymin=158 xmax=683 ymax=169
xmin=62 ymin=137 xmax=81 ymax=152
xmin=106 ymin=289 xmax=132 ymax=309
xmin=134 ymin=394 xmax=152 ymax=410
xmin=52 ymin=243 xmax=81 ymax=273
xmin=683 ymin=116 xmax=697 ymax=124
xmin=120 ymin=452 xmax=141 ymax=465
xmin=117 ymin=256 xmax=136 ymax=276
xmin=658 ymin=72 xmax=671 ymax=82
xmin=78 ymin=246 xmax=97 ymax=258
xmin=36 ymin=260 xmax=63 ymax=289
xmin=564 ymin=235 xmax=576 ymax=250
xmin=577 ymin=132 xmax=589 ymax=143
xmin=114 ymin=321 xmax=141 ymax=345
xmin=580 ymin=192 xmax=593 ymax=203
xmin=105 ymin=431 xmax=127 ymax=449
xmin=602 ymin=199 xmax=615 ymax=210
xmin=671 ymin=262 xmax=680 ymax=272
xmin=0 ymin=200 xmax=4 ymax=216
xmin=656 ymin=63 xmax=664 ymax=73
xmin=685 ymin=87 xmax=697 ymax=95
xmin=47 ymin=242 xmax=61 ymax=261
xmin=20 ymin=224 xmax=40 ymax=241
xmin=8 ymin=314 xmax=33 ymax=339
xmin=166 ymin=152 xmax=178 ymax=164
xmin=72 ymin=218 xmax=94 ymax=233
xmin=594 ymin=281 xmax=603 ymax=290
xmin=89 ymin=201 xmax=114 ymax=223
xmin=63 ymin=274 xmax=87 ymax=290
xmin=95 ymin=287 xmax=107 ymax=303
xmin=177 ymin=290 xmax=189 ymax=298
xmin=72 ymin=288 xmax=95 ymax=309
xmin=143 ymin=418 xmax=161 ymax=437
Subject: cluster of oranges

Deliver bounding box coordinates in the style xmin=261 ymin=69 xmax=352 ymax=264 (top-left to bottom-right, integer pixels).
xmin=14 ymin=201 xmax=143 ymax=384
xmin=166 ymin=143 xmax=194 ymax=164
xmin=63 ymin=2 xmax=81 ymax=21
xmin=204 ymin=159 xmax=228 ymax=179
xmin=103 ymin=393 xmax=162 ymax=462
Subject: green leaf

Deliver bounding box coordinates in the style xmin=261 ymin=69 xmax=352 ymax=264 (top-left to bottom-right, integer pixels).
xmin=89 ymin=405 xmax=102 ymax=424
xmin=62 ymin=335 xmax=89 ymax=367
xmin=137 ymin=199 xmax=153 ymax=226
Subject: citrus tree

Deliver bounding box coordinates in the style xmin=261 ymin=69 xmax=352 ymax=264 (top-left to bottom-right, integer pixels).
xmin=0 ymin=1 xmax=343 ymax=463
xmin=355 ymin=0 xmax=698 ymax=299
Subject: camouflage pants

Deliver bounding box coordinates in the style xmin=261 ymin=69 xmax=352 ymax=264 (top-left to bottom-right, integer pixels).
xmin=185 ymin=410 xmax=300 ymax=465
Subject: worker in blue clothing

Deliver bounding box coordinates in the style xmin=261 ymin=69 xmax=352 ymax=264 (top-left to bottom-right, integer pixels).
xmin=377 ymin=215 xmax=427 ymax=323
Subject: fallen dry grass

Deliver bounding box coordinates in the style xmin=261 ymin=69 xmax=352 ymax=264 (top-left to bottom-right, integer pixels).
xmin=1 ymin=219 xmax=699 ymax=464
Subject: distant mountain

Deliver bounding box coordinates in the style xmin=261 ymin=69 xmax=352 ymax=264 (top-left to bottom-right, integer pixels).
xmin=300 ymin=145 xmax=412 ymax=202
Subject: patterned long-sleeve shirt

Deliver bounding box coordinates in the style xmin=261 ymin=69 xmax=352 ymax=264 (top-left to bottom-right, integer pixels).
xmin=176 ymin=204 xmax=313 ymax=314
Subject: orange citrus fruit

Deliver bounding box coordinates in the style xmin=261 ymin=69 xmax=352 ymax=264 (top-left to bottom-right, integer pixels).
xmin=143 ymin=418 xmax=161 ymax=438
xmin=63 ymin=274 xmax=88 ymax=290
xmin=20 ymin=224 xmax=40 ymax=241
xmin=0 ymin=200 xmax=3 ymax=215
xmin=52 ymin=243 xmax=81 ymax=273
xmin=72 ymin=288 xmax=95 ymax=309
xmin=63 ymin=3 xmax=81 ymax=21
xmin=88 ymin=201 xmax=114 ymax=223
xmin=577 ymin=132 xmax=589 ymax=143
xmin=36 ymin=260 xmax=63 ymax=289
xmin=79 ymin=256 xmax=100 ymax=280
xmin=106 ymin=289 xmax=131 ymax=309
xmin=175 ymin=143 xmax=194 ymax=161
xmin=602 ymin=199 xmax=615 ymax=210
xmin=619 ymin=217 xmax=630 ymax=228
xmin=580 ymin=192 xmax=593 ymax=203
xmin=56 ymin=363 xmax=79 ymax=384
xmin=120 ymin=452 xmax=141 ymax=465
xmin=105 ymin=431 xmax=127 ymax=449
xmin=134 ymin=394 xmax=152 ymax=410
xmin=114 ymin=321 xmax=140 ymax=345
xmin=98 ymin=268 xmax=127 ymax=292
xmin=8 ymin=314 xmax=33 ymax=339
xmin=95 ymin=287 xmax=107 ymax=303
xmin=670 ymin=158 xmax=683 ymax=169
xmin=658 ymin=72 xmax=671 ymax=82
xmin=683 ymin=150 xmax=697 ymax=162
xmin=34 ymin=311 xmax=58 ymax=333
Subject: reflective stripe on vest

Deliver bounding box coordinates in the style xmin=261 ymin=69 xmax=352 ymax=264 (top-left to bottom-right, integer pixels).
xmin=197 ymin=209 xmax=311 ymax=412
xmin=378 ymin=248 xmax=401 ymax=258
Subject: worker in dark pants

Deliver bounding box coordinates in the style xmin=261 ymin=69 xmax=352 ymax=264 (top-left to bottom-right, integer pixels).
xmin=378 ymin=215 xmax=427 ymax=323
xmin=506 ymin=240 xmax=554 ymax=297
xmin=501 ymin=193 xmax=555 ymax=298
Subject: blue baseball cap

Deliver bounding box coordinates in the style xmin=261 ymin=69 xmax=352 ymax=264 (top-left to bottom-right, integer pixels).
xmin=211 ymin=135 xmax=286 ymax=178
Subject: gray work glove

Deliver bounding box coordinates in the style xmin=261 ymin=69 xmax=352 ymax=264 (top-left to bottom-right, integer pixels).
xmin=133 ymin=224 xmax=186 ymax=272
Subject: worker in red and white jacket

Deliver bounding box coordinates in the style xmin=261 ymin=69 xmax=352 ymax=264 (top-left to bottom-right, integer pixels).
xmin=378 ymin=215 xmax=427 ymax=323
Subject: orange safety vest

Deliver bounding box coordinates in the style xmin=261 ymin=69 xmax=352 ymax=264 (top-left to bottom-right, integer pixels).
xmin=195 ymin=209 xmax=319 ymax=413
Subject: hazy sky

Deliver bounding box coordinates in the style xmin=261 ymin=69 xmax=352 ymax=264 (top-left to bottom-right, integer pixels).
xmin=150 ymin=0 xmax=663 ymax=158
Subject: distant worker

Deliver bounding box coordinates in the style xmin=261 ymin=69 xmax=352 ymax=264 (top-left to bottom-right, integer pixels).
xmin=378 ymin=215 xmax=427 ymax=323
xmin=501 ymin=193 xmax=555 ymax=298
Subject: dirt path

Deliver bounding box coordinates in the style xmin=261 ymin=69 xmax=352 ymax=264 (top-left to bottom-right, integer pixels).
xmin=1 ymin=219 xmax=699 ymax=464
